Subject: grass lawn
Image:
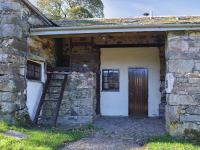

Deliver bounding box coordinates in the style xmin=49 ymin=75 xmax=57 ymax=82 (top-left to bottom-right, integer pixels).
xmin=145 ymin=134 xmax=200 ymax=150
xmin=0 ymin=121 xmax=89 ymax=150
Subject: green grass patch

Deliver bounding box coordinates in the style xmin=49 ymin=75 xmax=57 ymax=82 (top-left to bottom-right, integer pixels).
xmin=0 ymin=121 xmax=89 ymax=150
xmin=145 ymin=134 xmax=200 ymax=150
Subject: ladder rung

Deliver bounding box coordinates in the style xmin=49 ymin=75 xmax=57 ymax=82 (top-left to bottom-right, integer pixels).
xmin=38 ymin=116 xmax=54 ymax=119
xmin=46 ymin=92 xmax=60 ymax=94
xmin=50 ymin=78 xmax=64 ymax=80
xmin=43 ymin=99 xmax=58 ymax=102
xmin=48 ymin=85 xmax=62 ymax=87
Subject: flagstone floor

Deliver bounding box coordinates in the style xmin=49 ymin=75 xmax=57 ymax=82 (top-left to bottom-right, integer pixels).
xmin=63 ymin=117 xmax=166 ymax=150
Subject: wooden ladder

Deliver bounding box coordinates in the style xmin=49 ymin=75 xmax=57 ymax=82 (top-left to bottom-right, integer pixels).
xmin=33 ymin=69 xmax=69 ymax=126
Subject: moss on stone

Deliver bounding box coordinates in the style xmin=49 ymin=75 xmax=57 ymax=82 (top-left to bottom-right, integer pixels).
xmin=184 ymin=129 xmax=200 ymax=142
xmin=14 ymin=111 xmax=32 ymax=128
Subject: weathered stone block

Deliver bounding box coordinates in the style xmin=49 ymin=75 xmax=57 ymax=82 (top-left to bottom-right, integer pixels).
xmin=0 ymin=92 xmax=15 ymax=102
xmin=0 ymin=2 xmax=21 ymax=11
xmin=168 ymin=122 xmax=200 ymax=137
xmin=186 ymin=106 xmax=200 ymax=115
xmin=186 ymin=86 xmax=200 ymax=94
xmin=180 ymin=115 xmax=200 ymax=122
xmin=60 ymin=72 xmax=96 ymax=125
xmin=168 ymin=94 xmax=197 ymax=105
xmin=168 ymin=60 xmax=194 ymax=74
xmin=0 ymin=53 xmax=26 ymax=64
xmin=0 ymin=12 xmax=21 ymax=25
xmin=28 ymin=16 xmax=45 ymax=27
xmin=188 ymin=78 xmax=200 ymax=84
xmin=3 ymin=39 xmax=27 ymax=51
xmin=165 ymin=73 xmax=175 ymax=93
xmin=0 ymin=64 xmax=18 ymax=75
xmin=188 ymin=47 xmax=200 ymax=52
xmin=0 ymin=102 xmax=18 ymax=114
xmin=167 ymin=31 xmax=188 ymax=41
xmin=188 ymin=39 xmax=200 ymax=47
xmin=0 ymin=75 xmax=15 ymax=92
xmin=166 ymin=51 xmax=200 ymax=60
xmin=194 ymin=62 xmax=200 ymax=71
xmin=165 ymin=105 xmax=184 ymax=122
xmin=0 ymin=114 xmax=15 ymax=123
xmin=0 ymin=24 xmax=22 ymax=39
xmin=57 ymin=116 xmax=93 ymax=126
xmin=168 ymin=38 xmax=189 ymax=51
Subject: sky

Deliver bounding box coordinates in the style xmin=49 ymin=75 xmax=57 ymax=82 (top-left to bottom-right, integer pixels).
xmin=30 ymin=0 xmax=200 ymax=18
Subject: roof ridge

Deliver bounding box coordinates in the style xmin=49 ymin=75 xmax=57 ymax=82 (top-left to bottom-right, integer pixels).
xmin=53 ymin=15 xmax=200 ymax=22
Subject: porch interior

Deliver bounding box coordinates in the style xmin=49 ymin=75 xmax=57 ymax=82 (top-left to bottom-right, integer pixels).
xmin=30 ymin=31 xmax=167 ymax=126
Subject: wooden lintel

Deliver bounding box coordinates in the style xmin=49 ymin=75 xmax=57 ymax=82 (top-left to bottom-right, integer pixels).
xmin=96 ymin=43 xmax=164 ymax=48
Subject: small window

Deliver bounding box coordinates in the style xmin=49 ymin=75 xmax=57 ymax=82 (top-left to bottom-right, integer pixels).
xmin=27 ymin=60 xmax=41 ymax=81
xmin=102 ymin=69 xmax=119 ymax=91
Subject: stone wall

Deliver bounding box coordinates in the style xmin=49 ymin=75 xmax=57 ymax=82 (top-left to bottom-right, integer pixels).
xmin=63 ymin=37 xmax=100 ymax=72
xmin=28 ymin=36 xmax=56 ymax=65
xmin=0 ymin=0 xmax=53 ymax=123
xmin=165 ymin=31 xmax=200 ymax=136
xmin=58 ymin=72 xmax=96 ymax=125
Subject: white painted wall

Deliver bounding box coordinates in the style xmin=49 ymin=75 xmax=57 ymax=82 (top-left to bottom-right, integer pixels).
xmin=100 ymin=47 xmax=161 ymax=117
xmin=26 ymin=61 xmax=46 ymax=121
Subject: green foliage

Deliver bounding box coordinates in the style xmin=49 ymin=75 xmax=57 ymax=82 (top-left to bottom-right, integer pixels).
xmin=87 ymin=123 xmax=94 ymax=129
xmin=37 ymin=0 xmax=104 ymax=20
xmin=0 ymin=121 xmax=87 ymax=150
xmin=145 ymin=134 xmax=200 ymax=150
xmin=68 ymin=6 xmax=93 ymax=19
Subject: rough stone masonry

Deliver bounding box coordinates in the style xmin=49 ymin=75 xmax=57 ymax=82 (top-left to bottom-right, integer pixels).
xmin=0 ymin=0 xmax=200 ymax=138
xmin=58 ymin=72 xmax=96 ymax=126
xmin=0 ymin=0 xmax=52 ymax=123
xmin=165 ymin=31 xmax=200 ymax=136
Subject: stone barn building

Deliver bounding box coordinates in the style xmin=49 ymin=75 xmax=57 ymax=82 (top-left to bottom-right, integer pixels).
xmin=1 ymin=0 xmax=200 ymax=137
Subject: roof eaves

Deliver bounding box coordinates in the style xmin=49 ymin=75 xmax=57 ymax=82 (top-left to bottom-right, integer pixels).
xmin=30 ymin=23 xmax=200 ymax=36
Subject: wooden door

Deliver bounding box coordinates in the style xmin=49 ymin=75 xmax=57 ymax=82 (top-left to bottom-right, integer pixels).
xmin=129 ymin=68 xmax=148 ymax=116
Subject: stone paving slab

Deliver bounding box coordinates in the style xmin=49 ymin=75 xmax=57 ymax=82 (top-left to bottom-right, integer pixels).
xmin=4 ymin=130 xmax=28 ymax=139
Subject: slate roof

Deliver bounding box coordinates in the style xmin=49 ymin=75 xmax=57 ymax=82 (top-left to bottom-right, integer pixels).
xmin=53 ymin=16 xmax=200 ymax=27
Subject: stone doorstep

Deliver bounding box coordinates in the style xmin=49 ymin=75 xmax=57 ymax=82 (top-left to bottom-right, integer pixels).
xmin=4 ymin=130 xmax=28 ymax=139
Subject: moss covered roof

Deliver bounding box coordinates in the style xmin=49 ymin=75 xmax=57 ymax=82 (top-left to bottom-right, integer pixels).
xmin=53 ymin=16 xmax=200 ymax=27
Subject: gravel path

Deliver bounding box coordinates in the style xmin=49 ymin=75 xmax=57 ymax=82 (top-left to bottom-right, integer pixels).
xmin=63 ymin=117 xmax=166 ymax=150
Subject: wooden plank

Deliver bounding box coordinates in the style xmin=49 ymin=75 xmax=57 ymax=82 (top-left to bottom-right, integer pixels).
xmin=128 ymin=68 xmax=148 ymax=116
xmin=95 ymin=47 xmax=101 ymax=115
